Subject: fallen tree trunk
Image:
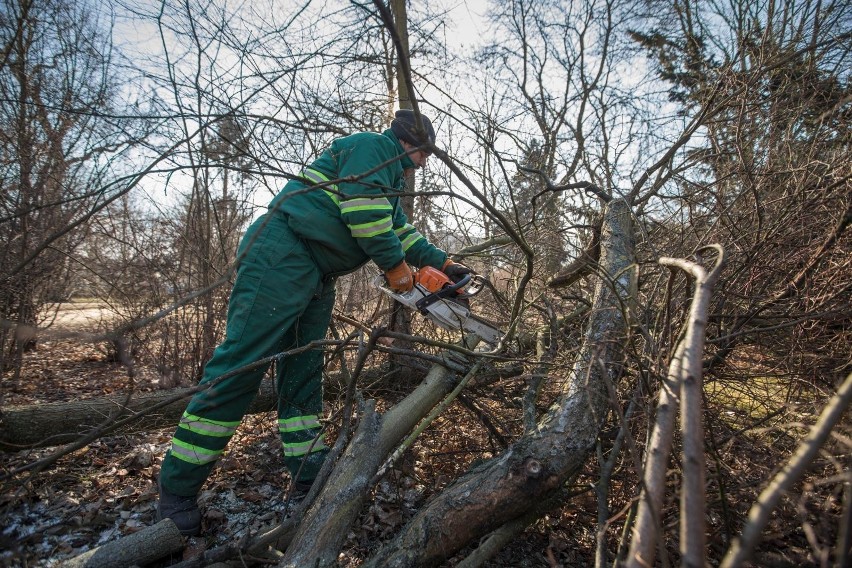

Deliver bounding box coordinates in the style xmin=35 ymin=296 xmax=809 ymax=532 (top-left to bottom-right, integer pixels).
xmin=278 ymin=337 xmax=485 ymax=567
xmin=0 ymin=364 xmax=453 ymax=451
xmin=0 ymin=380 xmax=280 ymax=451
xmin=361 ymin=198 xmax=635 ymax=567
xmin=62 ymin=519 xmax=183 ymax=568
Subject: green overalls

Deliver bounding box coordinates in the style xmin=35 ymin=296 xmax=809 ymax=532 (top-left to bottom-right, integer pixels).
xmin=160 ymin=129 xmax=448 ymax=497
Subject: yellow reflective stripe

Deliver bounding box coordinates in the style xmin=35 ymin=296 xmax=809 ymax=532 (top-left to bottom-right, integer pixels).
xmin=395 ymin=223 xmax=424 ymax=251
xmin=339 ymin=197 xmax=392 ymax=215
xmin=169 ymin=439 xmax=223 ymax=465
xmin=350 ymin=217 xmax=393 ymax=238
xmin=178 ymin=412 xmax=239 ymax=437
xmin=282 ymin=435 xmax=327 ymax=457
xmin=400 ymin=232 xmax=424 ymax=251
xmin=394 ymin=223 xmax=415 ymax=237
xmin=181 ymin=412 xmax=240 ymax=427
xmin=301 ymin=168 xmax=340 ymax=204
xmin=301 ymin=168 xmax=330 ymax=184
xmin=278 ymin=415 xmax=322 ymax=433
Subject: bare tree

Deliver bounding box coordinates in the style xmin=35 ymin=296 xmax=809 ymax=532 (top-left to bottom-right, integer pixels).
xmin=0 ymin=0 xmax=141 ymax=386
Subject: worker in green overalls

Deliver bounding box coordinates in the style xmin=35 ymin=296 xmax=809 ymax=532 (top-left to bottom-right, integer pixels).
xmin=156 ymin=110 xmax=471 ymax=535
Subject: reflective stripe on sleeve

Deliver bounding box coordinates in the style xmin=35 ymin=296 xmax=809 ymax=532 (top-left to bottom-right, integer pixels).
xmin=339 ymin=197 xmax=393 ymax=215
xmin=349 ymin=217 xmax=393 ymax=238
xmin=301 ymin=168 xmax=340 ymax=204
xmin=397 ymin=229 xmax=424 ymax=252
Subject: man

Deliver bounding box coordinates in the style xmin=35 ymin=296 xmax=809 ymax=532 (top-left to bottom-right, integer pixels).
xmin=157 ymin=109 xmax=471 ymax=536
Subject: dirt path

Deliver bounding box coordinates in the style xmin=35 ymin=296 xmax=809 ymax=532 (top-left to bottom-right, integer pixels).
xmin=50 ymin=301 xmax=118 ymax=331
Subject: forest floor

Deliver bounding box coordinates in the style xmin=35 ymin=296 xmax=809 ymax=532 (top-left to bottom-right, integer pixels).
xmin=0 ymin=301 xmax=838 ymax=567
xmin=0 ymin=302 xmax=592 ymax=567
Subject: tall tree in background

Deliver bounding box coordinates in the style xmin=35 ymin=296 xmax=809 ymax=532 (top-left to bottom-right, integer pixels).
xmin=0 ymin=0 xmax=134 ymax=384
xmin=510 ymin=138 xmax=566 ymax=277
xmin=629 ymin=0 xmax=851 ymax=384
xmin=142 ymin=1 xmax=259 ymax=382
xmin=386 ymin=0 xmax=418 ymax=344
xmin=472 ymin=0 xmax=635 ymax=292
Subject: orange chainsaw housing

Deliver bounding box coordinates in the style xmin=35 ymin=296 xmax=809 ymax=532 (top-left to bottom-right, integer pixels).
xmin=415 ymin=266 xmax=456 ymax=294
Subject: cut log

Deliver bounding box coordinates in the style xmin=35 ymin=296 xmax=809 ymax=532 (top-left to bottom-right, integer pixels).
xmin=0 ymin=380 xmax=279 ymax=451
xmin=0 ymin=364 xmax=441 ymax=452
xmin=62 ymin=519 xmax=183 ymax=568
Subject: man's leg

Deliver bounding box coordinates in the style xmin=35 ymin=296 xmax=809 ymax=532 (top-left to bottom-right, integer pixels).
xmin=277 ymin=277 xmax=336 ymax=488
xmin=158 ymin=214 xmax=320 ymax=532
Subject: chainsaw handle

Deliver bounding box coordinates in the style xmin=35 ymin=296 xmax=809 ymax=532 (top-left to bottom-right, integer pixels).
xmin=415 ymin=273 xmax=471 ymax=313
xmin=444 ymin=273 xmax=472 ymax=293
xmin=458 ymin=274 xmax=486 ymax=297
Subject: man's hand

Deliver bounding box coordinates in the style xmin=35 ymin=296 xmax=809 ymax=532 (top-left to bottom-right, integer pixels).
xmin=385 ymin=261 xmax=414 ymax=292
xmin=442 ymin=259 xmax=473 ymax=282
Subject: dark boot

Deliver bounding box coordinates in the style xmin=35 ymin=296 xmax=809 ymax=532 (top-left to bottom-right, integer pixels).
xmin=282 ymin=478 xmax=314 ymax=507
xmin=292 ymin=478 xmax=314 ymax=495
xmin=157 ymin=481 xmax=201 ymax=536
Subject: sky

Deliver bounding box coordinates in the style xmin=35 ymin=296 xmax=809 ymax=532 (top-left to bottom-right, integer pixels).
xmin=110 ymin=0 xmax=497 ymax=215
xmin=441 ymin=0 xmax=490 ymax=50
xmin=107 ymin=0 xmax=656 ymax=231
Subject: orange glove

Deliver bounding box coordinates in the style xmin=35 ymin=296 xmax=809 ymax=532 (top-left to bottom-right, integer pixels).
xmin=385 ymin=261 xmax=414 ymax=292
xmin=442 ymin=259 xmax=473 ymax=282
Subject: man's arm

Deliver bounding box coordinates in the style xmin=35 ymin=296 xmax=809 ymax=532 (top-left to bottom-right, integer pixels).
xmin=334 ymin=139 xmax=410 ymax=270
xmin=392 ymin=204 xmax=448 ymax=270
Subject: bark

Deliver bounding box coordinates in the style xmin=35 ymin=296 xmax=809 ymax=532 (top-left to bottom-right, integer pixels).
xmin=625 ymin=246 xmax=726 ymax=568
xmin=361 ymin=198 xmax=635 ymax=567
xmin=547 ymin=219 xmax=601 ymax=289
xmin=626 ymin=338 xmax=683 ymax=568
xmin=62 ymin=519 xmax=183 ymax=568
xmin=0 ymin=363 xmax=433 ymax=451
xmin=386 ymin=0 xmax=415 ymax=349
xmin=0 ymin=380 xmax=279 ymax=451
xmin=278 ymin=402 xmax=383 ymax=567
xmin=667 ymin=248 xmax=725 ymax=568
xmin=278 ymin=334 xmax=483 ymax=568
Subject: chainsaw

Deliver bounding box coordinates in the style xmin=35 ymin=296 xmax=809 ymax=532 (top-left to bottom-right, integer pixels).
xmin=374 ymin=266 xmax=504 ymax=345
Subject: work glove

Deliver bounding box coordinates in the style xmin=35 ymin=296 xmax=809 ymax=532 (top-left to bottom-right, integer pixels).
xmin=442 ymin=259 xmax=473 ymax=283
xmin=385 ymin=261 xmax=414 ymax=293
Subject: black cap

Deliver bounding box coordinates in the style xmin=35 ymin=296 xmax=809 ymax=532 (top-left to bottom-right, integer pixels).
xmin=391 ymin=109 xmax=436 ymax=147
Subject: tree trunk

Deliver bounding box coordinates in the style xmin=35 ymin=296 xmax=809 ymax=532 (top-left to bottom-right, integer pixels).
xmin=0 ymin=364 xmax=456 ymax=452
xmin=0 ymin=380 xmax=279 ymax=451
xmin=626 ymin=246 xmax=726 ymax=568
xmin=361 ymin=198 xmax=635 ymax=567
xmin=62 ymin=519 xmax=183 ymax=568
xmin=387 ymin=0 xmax=416 ymax=350
xmin=279 ymin=334 xmax=483 ymax=568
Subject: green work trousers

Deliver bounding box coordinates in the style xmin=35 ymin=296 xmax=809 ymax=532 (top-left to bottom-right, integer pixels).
xmin=160 ymin=212 xmax=335 ymax=497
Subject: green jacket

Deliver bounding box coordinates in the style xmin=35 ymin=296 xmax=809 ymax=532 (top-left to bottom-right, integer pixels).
xmin=269 ymin=129 xmax=447 ymax=277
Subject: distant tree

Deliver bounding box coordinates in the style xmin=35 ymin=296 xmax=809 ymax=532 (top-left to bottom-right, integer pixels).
xmin=509 ymin=138 xmax=567 ymax=277
xmin=0 ymin=0 xmax=138 ymax=383
xmin=629 ymin=0 xmax=851 ymax=382
xmin=624 ymin=1 xmax=852 ymax=565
